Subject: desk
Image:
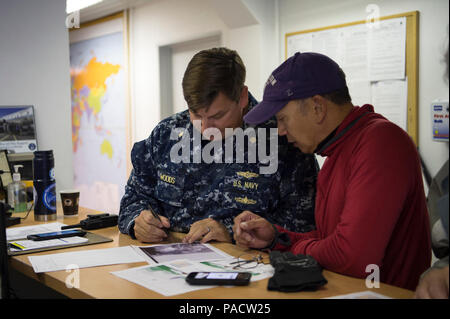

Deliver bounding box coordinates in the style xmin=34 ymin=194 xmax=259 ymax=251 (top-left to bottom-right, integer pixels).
xmin=8 ymin=206 xmax=414 ymax=299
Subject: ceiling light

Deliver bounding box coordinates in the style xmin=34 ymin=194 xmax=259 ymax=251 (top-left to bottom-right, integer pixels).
xmin=66 ymin=0 xmax=104 ymax=14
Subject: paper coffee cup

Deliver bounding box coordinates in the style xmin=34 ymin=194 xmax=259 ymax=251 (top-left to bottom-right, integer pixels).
xmin=60 ymin=189 xmax=80 ymax=216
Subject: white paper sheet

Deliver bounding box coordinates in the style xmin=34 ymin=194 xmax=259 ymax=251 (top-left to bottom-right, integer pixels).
xmin=286 ymin=33 xmax=312 ymax=58
xmin=340 ymin=24 xmax=369 ymax=82
xmin=111 ymin=258 xmax=274 ymax=297
xmin=371 ymin=78 xmax=408 ymax=130
xmin=347 ymin=80 xmax=371 ymax=107
xmin=368 ymin=17 xmax=406 ymax=81
xmin=325 ymin=291 xmax=392 ymax=299
xmin=28 ymin=246 xmax=145 ymax=273
xmin=133 ymin=242 xmax=233 ymax=264
xmin=6 ymin=222 xmax=67 ymax=241
xmin=111 ymin=263 xmax=214 ymax=296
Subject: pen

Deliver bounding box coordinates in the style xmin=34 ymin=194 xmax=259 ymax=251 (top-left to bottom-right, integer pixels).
xmin=149 ymin=205 xmax=169 ymax=236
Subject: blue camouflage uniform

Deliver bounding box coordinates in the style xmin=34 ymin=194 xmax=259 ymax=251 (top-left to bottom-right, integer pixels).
xmin=119 ymin=94 xmax=318 ymax=238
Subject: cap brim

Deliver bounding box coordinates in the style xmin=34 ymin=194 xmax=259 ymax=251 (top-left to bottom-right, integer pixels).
xmin=244 ymin=100 xmax=287 ymax=125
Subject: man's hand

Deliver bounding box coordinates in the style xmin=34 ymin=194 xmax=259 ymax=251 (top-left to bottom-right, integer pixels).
xmin=232 ymin=210 xmax=276 ymax=249
xmin=133 ymin=210 xmax=170 ymax=243
xmin=183 ymin=218 xmax=231 ymax=244
xmin=414 ymin=266 xmax=449 ymax=299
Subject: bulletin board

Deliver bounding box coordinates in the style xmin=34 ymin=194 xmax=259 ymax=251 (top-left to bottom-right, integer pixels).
xmin=285 ymin=11 xmax=419 ymax=146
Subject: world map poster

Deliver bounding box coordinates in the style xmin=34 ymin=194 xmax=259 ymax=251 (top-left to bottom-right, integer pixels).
xmin=69 ymin=27 xmax=128 ymax=213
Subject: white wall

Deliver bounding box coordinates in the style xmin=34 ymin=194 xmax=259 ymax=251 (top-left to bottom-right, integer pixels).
xmin=129 ymin=0 xmax=267 ymax=142
xmin=171 ymin=36 xmax=222 ymax=114
xmin=279 ymin=0 xmax=449 ymax=179
xmin=0 ymin=0 xmax=73 ymax=191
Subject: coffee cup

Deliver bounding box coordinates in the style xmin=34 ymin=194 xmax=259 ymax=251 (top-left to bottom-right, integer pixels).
xmin=60 ymin=189 xmax=80 ymax=216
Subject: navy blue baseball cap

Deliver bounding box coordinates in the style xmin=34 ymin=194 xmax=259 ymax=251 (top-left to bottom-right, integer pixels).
xmin=244 ymin=52 xmax=347 ymax=124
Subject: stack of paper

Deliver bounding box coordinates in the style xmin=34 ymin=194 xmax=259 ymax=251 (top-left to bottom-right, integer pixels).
xmin=9 ymin=237 xmax=88 ymax=252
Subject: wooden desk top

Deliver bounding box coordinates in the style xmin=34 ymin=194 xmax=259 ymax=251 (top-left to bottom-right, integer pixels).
xmin=8 ymin=206 xmax=414 ymax=299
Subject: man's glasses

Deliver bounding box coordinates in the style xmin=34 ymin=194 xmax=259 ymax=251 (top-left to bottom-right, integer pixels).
xmin=228 ymin=253 xmax=269 ymax=270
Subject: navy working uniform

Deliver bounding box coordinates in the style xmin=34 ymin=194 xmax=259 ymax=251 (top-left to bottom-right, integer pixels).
xmin=119 ymin=94 xmax=318 ymax=238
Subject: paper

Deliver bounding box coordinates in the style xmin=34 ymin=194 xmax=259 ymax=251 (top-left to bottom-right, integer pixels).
xmin=28 ymin=246 xmax=145 ymax=273
xmin=134 ymin=242 xmax=233 ymax=264
xmin=111 ymin=258 xmax=274 ymax=297
xmin=112 ymin=263 xmax=215 ymax=296
xmin=286 ymin=17 xmax=406 ymax=83
xmin=9 ymin=236 xmax=88 ymax=252
xmin=340 ymin=24 xmax=369 ymax=82
xmin=326 ymin=291 xmax=392 ymax=299
xmin=311 ymin=29 xmax=342 ymax=65
xmin=287 ymin=33 xmax=312 ymax=58
xmin=371 ymin=79 xmax=408 ymax=130
xmin=347 ymin=80 xmax=371 ymax=107
xmin=6 ymin=222 xmax=67 ymax=241
xmin=368 ymin=17 xmax=406 ymax=81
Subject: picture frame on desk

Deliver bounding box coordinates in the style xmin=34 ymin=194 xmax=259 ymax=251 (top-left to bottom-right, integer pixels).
xmin=0 ymin=105 xmax=38 ymax=154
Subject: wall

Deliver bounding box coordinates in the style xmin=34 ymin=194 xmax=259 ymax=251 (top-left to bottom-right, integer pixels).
xmin=0 ymin=0 xmax=73 ymax=191
xmin=279 ymin=0 xmax=449 ymax=178
xmin=129 ymin=0 xmax=267 ymax=142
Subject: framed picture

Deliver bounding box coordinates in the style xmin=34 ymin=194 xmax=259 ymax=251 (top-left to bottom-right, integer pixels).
xmin=0 ymin=105 xmax=38 ymax=154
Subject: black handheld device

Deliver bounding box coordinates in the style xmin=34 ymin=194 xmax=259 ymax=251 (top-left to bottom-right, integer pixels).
xmin=27 ymin=229 xmax=86 ymax=241
xmin=185 ymin=272 xmax=251 ymax=286
xmin=61 ymin=214 xmax=118 ymax=230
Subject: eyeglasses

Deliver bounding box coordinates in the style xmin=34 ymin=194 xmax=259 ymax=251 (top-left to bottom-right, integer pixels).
xmin=228 ymin=253 xmax=269 ymax=270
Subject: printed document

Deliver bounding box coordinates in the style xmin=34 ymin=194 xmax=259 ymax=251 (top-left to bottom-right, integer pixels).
xmin=133 ymin=242 xmax=233 ymax=264
xmin=28 ymin=246 xmax=145 ymax=273
xmin=111 ymin=258 xmax=274 ymax=296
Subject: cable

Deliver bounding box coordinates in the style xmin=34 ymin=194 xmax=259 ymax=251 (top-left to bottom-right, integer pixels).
xmin=19 ymin=202 xmax=34 ymax=220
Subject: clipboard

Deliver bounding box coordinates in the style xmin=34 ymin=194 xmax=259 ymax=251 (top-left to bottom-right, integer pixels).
xmin=7 ymin=231 xmax=113 ymax=256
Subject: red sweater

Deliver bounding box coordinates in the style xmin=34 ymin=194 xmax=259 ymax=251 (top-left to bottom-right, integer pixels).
xmin=275 ymin=105 xmax=431 ymax=290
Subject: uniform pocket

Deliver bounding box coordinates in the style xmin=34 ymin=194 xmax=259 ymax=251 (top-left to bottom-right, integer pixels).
xmin=155 ymin=168 xmax=185 ymax=207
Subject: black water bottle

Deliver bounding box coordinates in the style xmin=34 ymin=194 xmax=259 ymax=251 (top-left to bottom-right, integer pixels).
xmin=33 ymin=150 xmax=56 ymax=221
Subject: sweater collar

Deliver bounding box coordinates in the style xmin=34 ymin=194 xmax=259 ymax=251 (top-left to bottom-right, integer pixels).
xmin=316 ymin=104 xmax=374 ymax=156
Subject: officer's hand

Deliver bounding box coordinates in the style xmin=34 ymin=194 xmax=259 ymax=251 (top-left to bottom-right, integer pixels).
xmin=134 ymin=210 xmax=170 ymax=243
xmin=183 ymin=218 xmax=231 ymax=244
xmin=414 ymin=266 xmax=449 ymax=299
xmin=232 ymin=211 xmax=275 ymax=249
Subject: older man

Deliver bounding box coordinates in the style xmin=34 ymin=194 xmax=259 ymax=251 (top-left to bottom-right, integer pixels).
xmin=233 ymin=52 xmax=431 ymax=290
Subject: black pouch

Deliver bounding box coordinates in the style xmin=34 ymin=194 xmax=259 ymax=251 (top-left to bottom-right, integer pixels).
xmin=267 ymin=251 xmax=328 ymax=292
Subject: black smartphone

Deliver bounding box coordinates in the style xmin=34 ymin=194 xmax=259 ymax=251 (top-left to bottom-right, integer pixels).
xmin=185 ymin=272 xmax=252 ymax=286
xmin=27 ymin=229 xmax=87 ymax=241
